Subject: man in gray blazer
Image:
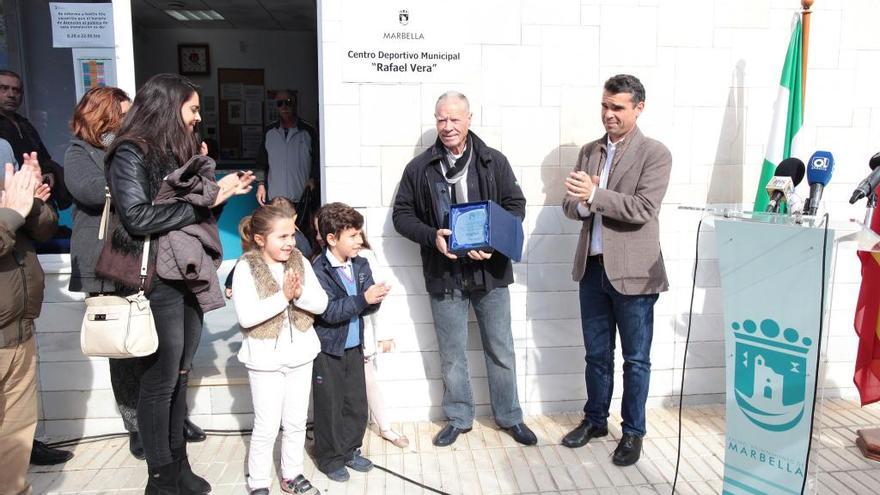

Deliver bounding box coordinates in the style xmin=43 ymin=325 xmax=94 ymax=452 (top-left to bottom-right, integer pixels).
xmin=560 ymin=74 xmax=672 ymax=466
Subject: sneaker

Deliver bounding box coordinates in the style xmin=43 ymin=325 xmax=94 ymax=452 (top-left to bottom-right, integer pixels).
xmin=345 ymin=449 xmax=373 ymax=472
xmin=325 ymin=466 xmax=350 ymax=482
xmin=250 ymin=489 xmax=270 ymax=495
xmin=381 ymin=429 xmax=410 ymax=449
xmin=281 ymin=474 xmax=321 ymax=494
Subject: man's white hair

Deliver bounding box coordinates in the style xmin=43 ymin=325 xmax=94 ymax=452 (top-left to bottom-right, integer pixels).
xmin=435 ymin=91 xmax=470 ymax=114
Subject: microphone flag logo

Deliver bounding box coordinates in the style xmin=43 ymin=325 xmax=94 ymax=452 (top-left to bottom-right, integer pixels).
xmin=810 ymin=156 xmax=829 ymax=170
xmin=732 ymin=318 xmax=812 ymax=432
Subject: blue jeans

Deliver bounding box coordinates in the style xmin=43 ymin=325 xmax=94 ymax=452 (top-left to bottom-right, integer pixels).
xmin=429 ymin=287 xmax=523 ymax=429
xmin=579 ymin=258 xmax=658 ymax=437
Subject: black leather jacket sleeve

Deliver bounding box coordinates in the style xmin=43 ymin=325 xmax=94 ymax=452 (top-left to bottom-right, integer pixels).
xmin=108 ymin=145 xmax=202 ymax=236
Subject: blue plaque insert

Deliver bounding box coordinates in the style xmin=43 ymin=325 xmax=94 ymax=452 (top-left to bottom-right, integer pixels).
xmin=448 ymin=200 xmax=523 ymax=262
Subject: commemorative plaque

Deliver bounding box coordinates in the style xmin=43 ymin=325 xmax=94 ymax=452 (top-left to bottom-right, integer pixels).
xmin=448 ymin=200 xmax=523 ymax=262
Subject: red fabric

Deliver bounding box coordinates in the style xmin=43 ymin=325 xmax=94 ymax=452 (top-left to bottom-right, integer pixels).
xmin=854 ymin=203 xmax=880 ymax=406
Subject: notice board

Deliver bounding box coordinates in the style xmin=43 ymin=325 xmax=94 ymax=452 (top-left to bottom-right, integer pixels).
xmin=217 ymin=68 xmax=264 ymax=161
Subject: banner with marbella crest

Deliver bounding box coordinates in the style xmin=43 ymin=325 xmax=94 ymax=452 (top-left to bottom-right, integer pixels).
xmin=715 ymin=218 xmax=832 ymax=495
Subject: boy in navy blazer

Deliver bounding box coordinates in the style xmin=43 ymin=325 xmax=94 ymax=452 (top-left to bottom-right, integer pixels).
xmin=311 ymin=202 xmax=390 ymax=482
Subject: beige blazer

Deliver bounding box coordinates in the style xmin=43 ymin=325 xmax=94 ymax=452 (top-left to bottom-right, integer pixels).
xmin=562 ymin=127 xmax=672 ymax=295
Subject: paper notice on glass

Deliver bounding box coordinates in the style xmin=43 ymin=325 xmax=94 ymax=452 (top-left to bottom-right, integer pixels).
xmin=228 ymin=101 xmax=244 ymax=125
xmin=50 ymin=2 xmax=115 ymax=48
xmin=245 ymin=101 xmax=263 ymax=125
xmin=241 ymin=126 xmax=264 ymax=159
xmin=220 ymin=83 xmax=244 ymax=100
xmin=243 ymin=85 xmax=264 ymax=100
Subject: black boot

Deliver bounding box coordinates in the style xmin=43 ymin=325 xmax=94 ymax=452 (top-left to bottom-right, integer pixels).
xmin=145 ymin=461 xmax=180 ymax=495
xmin=30 ymin=440 xmax=74 ymax=465
xmin=173 ymin=447 xmax=211 ymax=494
xmin=129 ymin=432 xmax=146 ymax=460
xmin=183 ymin=419 xmax=206 ymax=443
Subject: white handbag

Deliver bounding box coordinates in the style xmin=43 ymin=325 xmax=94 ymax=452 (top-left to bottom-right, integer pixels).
xmin=80 ymin=189 xmax=158 ymax=358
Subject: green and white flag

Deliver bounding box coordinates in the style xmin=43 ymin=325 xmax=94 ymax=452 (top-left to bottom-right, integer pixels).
xmin=753 ymin=15 xmax=804 ymax=212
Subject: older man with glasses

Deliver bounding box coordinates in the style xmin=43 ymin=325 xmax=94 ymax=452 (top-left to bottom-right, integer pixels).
xmin=254 ymin=90 xmax=319 ymax=213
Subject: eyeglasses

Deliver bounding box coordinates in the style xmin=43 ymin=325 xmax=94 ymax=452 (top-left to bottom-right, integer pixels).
xmin=276 ymin=98 xmax=294 ymax=108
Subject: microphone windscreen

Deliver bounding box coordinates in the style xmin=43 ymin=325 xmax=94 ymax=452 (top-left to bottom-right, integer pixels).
xmin=775 ymin=157 xmax=806 ymax=186
xmin=869 ymin=152 xmax=880 ymax=170
xmin=806 ymin=151 xmax=834 ymax=186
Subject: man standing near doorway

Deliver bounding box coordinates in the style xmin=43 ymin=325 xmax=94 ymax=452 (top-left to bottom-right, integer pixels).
xmin=0 ymin=69 xmax=74 ymax=466
xmin=561 ymin=74 xmax=671 ymax=466
xmin=393 ymin=91 xmax=537 ymax=448
xmin=0 ymin=70 xmax=71 ymax=210
xmin=255 ymin=90 xmax=319 ymax=211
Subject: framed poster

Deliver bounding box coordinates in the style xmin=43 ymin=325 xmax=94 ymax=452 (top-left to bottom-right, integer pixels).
xmin=178 ymin=44 xmax=210 ymax=75
xmin=71 ymin=48 xmax=117 ymax=103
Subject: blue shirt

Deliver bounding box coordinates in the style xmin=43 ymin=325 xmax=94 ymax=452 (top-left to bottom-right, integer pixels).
xmin=326 ymin=251 xmax=360 ymax=349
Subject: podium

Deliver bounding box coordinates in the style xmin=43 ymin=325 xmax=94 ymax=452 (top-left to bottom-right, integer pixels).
xmin=679 ymin=206 xmax=840 ymax=495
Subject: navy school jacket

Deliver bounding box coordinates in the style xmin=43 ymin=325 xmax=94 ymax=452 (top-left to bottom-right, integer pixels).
xmin=311 ymin=252 xmax=381 ymax=357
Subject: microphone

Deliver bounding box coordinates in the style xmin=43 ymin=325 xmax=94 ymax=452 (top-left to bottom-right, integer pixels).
xmin=805 ymin=151 xmax=834 ymax=215
xmin=765 ymin=157 xmax=806 ymax=213
xmin=849 ymin=152 xmax=880 ymax=204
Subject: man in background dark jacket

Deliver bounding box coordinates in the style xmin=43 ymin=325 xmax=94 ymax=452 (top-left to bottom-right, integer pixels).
xmin=392 ymin=91 xmax=537 ymax=448
xmin=0 ymin=70 xmax=72 ymax=210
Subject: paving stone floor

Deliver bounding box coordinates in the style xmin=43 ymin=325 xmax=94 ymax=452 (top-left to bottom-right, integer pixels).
xmin=27 ymin=399 xmax=880 ymax=494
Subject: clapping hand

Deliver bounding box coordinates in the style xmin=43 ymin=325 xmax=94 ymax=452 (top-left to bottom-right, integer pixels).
xmin=214 ymin=170 xmax=256 ymax=206
xmin=1 ymin=162 xmax=36 ymax=218
xmin=565 ymin=170 xmax=600 ymax=203
xmin=283 ymin=270 xmax=303 ymax=300
xmin=364 ymin=282 xmax=391 ymax=304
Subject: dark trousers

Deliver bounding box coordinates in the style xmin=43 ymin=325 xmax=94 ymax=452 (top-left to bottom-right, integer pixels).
xmin=138 ymin=278 xmax=203 ymax=468
xmin=312 ymin=347 xmax=368 ymax=473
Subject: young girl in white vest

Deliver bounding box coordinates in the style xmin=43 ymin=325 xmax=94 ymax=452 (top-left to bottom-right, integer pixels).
xmin=231 ymin=200 xmax=327 ymax=495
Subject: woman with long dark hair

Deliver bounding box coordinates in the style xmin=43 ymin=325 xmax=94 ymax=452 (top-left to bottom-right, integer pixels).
xmin=104 ymin=73 xmax=253 ymax=494
xmin=64 ymin=86 xmax=208 ymax=461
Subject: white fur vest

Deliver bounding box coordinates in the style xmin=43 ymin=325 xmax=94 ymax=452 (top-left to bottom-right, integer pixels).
xmin=240 ymin=249 xmax=314 ymax=339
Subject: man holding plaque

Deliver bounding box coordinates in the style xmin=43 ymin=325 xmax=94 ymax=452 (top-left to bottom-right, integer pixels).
xmin=561 ymin=75 xmax=672 ymax=466
xmin=392 ymin=91 xmax=536 ymax=447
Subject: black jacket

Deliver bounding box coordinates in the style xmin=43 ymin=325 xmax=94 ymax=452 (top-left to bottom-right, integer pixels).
xmin=312 ymin=253 xmax=380 ymax=357
xmin=392 ymin=132 xmax=526 ymax=294
xmin=104 ymin=142 xmax=209 ymax=290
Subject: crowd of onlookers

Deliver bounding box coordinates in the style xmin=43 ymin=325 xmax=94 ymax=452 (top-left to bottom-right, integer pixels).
xmin=0 ymin=71 xmax=408 ymax=495
xmin=1 ymin=70 xmax=670 ymax=495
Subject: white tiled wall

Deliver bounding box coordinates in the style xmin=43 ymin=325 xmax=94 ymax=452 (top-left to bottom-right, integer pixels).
xmin=34 ymin=0 xmax=879 ymax=435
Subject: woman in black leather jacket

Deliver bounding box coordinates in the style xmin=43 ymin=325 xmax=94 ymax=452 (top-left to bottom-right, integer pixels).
xmin=105 ymin=74 xmax=254 ymax=494
xmin=64 ymin=86 xmax=209 ymax=462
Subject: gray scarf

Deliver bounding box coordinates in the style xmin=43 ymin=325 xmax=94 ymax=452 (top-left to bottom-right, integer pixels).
xmin=443 ymin=136 xmax=473 ymax=203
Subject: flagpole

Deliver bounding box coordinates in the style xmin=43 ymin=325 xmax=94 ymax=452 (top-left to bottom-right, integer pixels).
xmin=801 ymin=0 xmax=813 ymax=106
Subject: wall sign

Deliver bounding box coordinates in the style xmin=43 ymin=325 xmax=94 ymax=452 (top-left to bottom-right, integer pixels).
xmin=341 ymin=0 xmax=475 ymax=83
xmin=50 ymin=2 xmax=115 ymax=48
